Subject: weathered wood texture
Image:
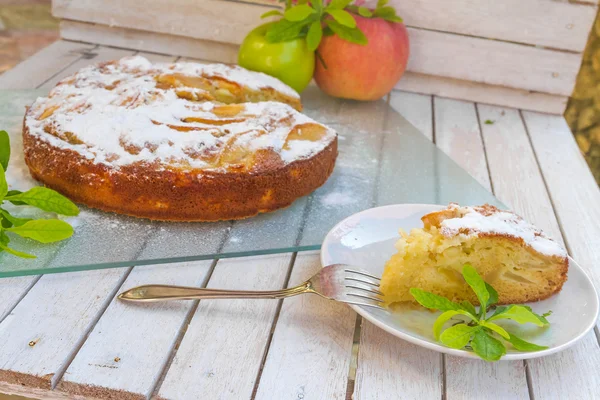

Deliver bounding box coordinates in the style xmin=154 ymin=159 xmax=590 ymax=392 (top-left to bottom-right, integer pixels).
xmin=52 ymin=0 xmax=597 ymax=112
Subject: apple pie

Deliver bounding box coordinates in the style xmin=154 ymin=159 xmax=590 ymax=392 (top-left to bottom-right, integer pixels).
xmin=22 ymin=56 xmax=337 ymax=221
xmin=380 ymin=203 xmax=568 ymax=306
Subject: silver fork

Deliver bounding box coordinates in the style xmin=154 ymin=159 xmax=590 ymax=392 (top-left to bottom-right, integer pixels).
xmin=118 ymin=263 xmax=384 ymax=310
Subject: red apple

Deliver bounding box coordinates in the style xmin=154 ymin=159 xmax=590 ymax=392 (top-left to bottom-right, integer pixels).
xmin=314 ymin=15 xmax=409 ymax=101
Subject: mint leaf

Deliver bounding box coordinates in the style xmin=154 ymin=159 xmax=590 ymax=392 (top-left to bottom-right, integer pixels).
xmin=490 ymin=305 xmax=507 ymax=318
xmin=5 ymin=190 xmax=25 ymax=205
xmin=522 ymin=305 xmax=551 ymax=325
xmin=377 ymin=0 xmax=388 ymax=7
xmin=471 ymin=330 xmax=506 ymax=361
xmin=0 ymin=209 xmax=32 ymax=227
xmin=0 ymin=130 xmax=9 ymax=171
xmin=485 ymin=283 xmax=499 ymax=306
xmin=358 ymin=7 xmax=373 ymax=17
xmin=459 ymin=300 xmax=477 ymax=316
xmin=327 ymin=0 xmax=353 ymax=10
xmin=284 ymin=4 xmax=315 ymax=22
xmin=506 ymin=333 xmax=548 ymax=351
xmin=410 ymin=288 xmax=462 ymax=311
xmin=5 ymin=187 xmax=79 ymax=216
xmin=312 ymin=0 xmax=323 ymax=11
xmin=327 ymin=9 xmax=356 ymax=28
xmin=480 ymin=321 xmax=510 ymax=339
xmin=7 ymin=219 xmax=74 ymax=244
xmin=373 ymin=6 xmax=403 ymax=22
xmin=0 ymin=242 xmax=36 ymax=258
xmin=261 ymin=10 xmax=283 ymax=19
xmin=439 ymin=324 xmax=477 ymax=349
xmin=307 ymin=20 xmax=323 ymax=51
xmin=0 ymin=165 xmax=7 ymax=201
xmin=462 ymin=264 xmax=489 ymax=308
xmin=488 ymin=305 xmax=548 ymax=327
xmin=325 ymin=20 xmax=367 ymax=45
xmin=433 ymin=310 xmax=475 ymax=340
xmin=266 ymin=18 xmax=313 ymax=43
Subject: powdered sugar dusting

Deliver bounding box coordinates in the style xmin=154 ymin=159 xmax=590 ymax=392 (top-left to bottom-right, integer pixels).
xmin=24 ymin=56 xmax=335 ymax=171
xmin=439 ymin=204 xmax=567 ymax=257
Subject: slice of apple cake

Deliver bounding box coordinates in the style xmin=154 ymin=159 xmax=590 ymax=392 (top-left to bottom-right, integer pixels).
xmin=380 ymin=203 xmax=568 ymax=306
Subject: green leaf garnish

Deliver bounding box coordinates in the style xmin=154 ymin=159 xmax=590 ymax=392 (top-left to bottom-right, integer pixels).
xmin=0 ymin=209 xmax=32 ymax=227
xmin=480 ymin=321 xmax=510 ymax=339
xmin=440 ymin=324 xmax=478 ymax=349
xmin=7 ymin=219 xmax=74 ymax=244
xmin=306 ymin=21 xmax=323 ymax=51
xmin=0 ymin=166 xmax=7 ymax=201
xmin=0 ymin=130 xmax=9 ymax=171
xmin=5 ymin=187 xmax=79 ymax=216
xmin=284 ymin=4 xmax=315 ymax=22
xmin=433 ymin=310 xmax=475 ymax=340
xmin=487 ymin=305 xmax=548 ymax=327
xmin=409 ymin=264 xmax=550 ymax=361
xmin=266 ymin=18 xmax=314 ymax=43
xmin=409 ymin=288 xmax=461 ymax=311
xmin=0 ymin=132 xmax=79 ymax=259
xmin=326 ymin=9 xmax=356 ymax=28
xmin=506 ymin=333 xmax=548 ymax=351
xmin=471 ymin=330 xmax=506 ymax=361
xmin=325 ymin=20 xmax=367 ymax=45
xmin=462 ymin=263 xmax=489 ymax=309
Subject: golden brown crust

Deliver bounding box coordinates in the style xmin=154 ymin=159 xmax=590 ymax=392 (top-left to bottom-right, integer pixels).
xmin=23 ymin=119 xmax=337 ymax=221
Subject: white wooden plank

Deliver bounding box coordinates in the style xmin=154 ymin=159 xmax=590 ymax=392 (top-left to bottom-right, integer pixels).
xmin=433 ymin=97 xmax=491 ymax=190
xmin=433 ymin=98 xmax=529 ymax=399
xmin=522 ymin=111 xmax=600 ymax=289
xmin=157 ymin=254 xmax=293 ymax=400
xmin=39 ymin=46 xmax=137 ymax=90
xmin=481 ymin=108 xmax=600 ymax=400
xmin=354 ymin=321 xmax=442 ymax=399
xmin=54 ymin=0 xmax=596 ymax=52
xmin=478 ymin=105 xmax=563 ymax=241
xmin=395 ymin=72 xmax=568 ymax=115
xmin=445 ymin=358 xmax=529 ymax=399
xmin=0 ymin=277 xmax=39 ymax=322
xmin=60 ymin=21 xmax=238 ymax=64
xmin=0 ymin=40 xmax=95 ymax=90
xmin=0 ymin=267 xmax=131 ymax=389
xmin=254 ymin=252 xmax=355 ymax=400
xmin=389 ymin=91 xmax=433 ymax=141
xmin=406 ymin=28 xmax=581 ymax=96
xmin=391 ymin=0 xmax=596 ymax=52
xmin=57 ymin=260 xmax=213 ymax=400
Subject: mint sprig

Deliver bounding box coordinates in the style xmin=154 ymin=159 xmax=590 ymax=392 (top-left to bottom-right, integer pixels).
xmin=410 ymin=264 xmax=550 ymax=361
xmin=265 ymin=0 xmax=403 ymax=51
xmin=0 ymin=130 xmax=79 ymax=259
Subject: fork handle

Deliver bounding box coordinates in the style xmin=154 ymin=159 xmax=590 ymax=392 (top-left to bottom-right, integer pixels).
xmin=118 ymin=282 xmax=312 ymax=302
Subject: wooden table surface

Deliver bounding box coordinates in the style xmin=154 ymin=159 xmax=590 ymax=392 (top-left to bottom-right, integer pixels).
xmin=0 ymin=40 xmax=599 ymax=400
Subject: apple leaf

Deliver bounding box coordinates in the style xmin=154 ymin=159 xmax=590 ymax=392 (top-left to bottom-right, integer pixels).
xmin=358 ymin=7 xmax=373 ymax=17
xmin=326 ymin=9 xmax=356 ymax=28
xmin=284 ymin=4 xmax=315 ymax=22
xmin=307 ymin=21 xmax=323 ymax=51
xmin=261 ymin=10 xmax=283 ymax=19
xmin=325 ymin=20 xmax=367 ymax=45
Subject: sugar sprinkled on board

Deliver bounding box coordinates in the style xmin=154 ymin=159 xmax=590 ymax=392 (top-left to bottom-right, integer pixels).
xmin=321 ymin=192 xmax=357 ymax=207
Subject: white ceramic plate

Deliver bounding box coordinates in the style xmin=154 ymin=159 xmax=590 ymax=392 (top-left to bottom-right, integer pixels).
xmin=321 ymin=204 xmax=599 ymax=360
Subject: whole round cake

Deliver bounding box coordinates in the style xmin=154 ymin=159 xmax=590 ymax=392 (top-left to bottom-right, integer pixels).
xmin=23 ymin=56 xmax=338 ymax=221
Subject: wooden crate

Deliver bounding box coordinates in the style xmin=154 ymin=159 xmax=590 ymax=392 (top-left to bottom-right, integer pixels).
xmin=52 ymin=0 xmax=598 ymax=114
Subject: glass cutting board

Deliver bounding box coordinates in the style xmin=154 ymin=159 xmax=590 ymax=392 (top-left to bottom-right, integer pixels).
xmin=0 ymin=88 xmax=500 ymax=277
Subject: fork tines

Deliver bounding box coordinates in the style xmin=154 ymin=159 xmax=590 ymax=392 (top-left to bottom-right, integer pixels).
xmin=344 ymin=268 xmax=385 ymax=310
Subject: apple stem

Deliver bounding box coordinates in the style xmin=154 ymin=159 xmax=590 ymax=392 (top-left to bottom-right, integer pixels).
xmin=316 ymin=50 xmax=328 ymax=70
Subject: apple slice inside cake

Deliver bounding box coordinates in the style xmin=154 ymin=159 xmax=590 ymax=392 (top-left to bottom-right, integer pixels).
xmin=380 ymin=204 xmax=568 ymax=306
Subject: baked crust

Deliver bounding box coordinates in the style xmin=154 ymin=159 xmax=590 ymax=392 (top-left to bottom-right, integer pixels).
xmin=22 ymin=56 xmax=338 ymax=221
xmin=23 ymin=119 xmax=337 ymax=221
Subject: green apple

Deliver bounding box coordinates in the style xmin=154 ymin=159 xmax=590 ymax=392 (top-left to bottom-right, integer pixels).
xmin=238 ymin=22 xmax=315 ymax=93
